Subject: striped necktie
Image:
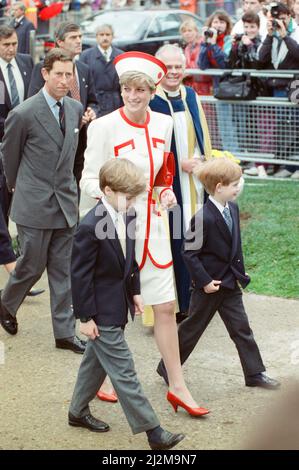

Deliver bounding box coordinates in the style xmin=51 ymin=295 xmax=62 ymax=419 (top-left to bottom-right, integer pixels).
xmin=7 ymin=63 xmax=20 ymax=108
xmin=223 ymin=206 xmax=233 ymax=234
xmin=69 ymin=74 xmax=81 ymax=102
xmin=56 ymin=101 xmax=65 ymax=136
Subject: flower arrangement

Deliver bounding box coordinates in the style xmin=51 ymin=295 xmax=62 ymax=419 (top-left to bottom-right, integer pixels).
xmin=210 ymin=149 xmax=240 ymax=164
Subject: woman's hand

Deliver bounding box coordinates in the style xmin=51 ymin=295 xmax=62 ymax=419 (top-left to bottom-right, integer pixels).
xmin=160 ymin=189 xmax=177 ymax=209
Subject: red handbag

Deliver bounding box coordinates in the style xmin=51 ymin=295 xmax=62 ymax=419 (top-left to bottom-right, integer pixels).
xmin=154 ymin=152 xmax=175 ymax=187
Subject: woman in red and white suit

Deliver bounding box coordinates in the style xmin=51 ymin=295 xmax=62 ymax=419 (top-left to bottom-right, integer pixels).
xmin=80 ymin=52 xmax=209 ymax=416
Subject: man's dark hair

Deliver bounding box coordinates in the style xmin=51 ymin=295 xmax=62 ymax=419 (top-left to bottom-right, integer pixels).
xmin=43 ymin=48 xmax=74 ymax=72
xmin=242 ymin=12 xmax=260 ymax=27
xmin=54 ymin=22 xmax=80 ymax=44
xmin=0 ymin=25 xmax=16 ymax=40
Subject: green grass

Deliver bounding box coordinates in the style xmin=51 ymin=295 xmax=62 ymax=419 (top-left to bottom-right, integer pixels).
xmin=238 ymin=179 xmax=299 ymax=299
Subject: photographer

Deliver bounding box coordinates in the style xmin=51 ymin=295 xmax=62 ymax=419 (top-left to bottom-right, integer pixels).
xmin=259 ymin=2 xmax=299 ymax=92
xmin=198 ymin=10 xmax=232 ymax=76
xmin=228 ymin=12 xmax=262 ymax=69
xmin=198 ymin=10 xmax=239 ymax=153
xmin=259 ymin=2 xmax=299 ymax=178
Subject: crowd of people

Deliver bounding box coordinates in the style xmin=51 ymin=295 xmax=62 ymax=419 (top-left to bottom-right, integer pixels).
xmin=0 ymin=0 xmax=289 ymax=451
xmin=181 ymin=0 xmax=299 ymax=179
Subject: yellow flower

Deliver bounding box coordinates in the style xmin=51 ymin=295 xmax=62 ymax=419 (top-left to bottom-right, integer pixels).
xmin=211 ymin=149 xmax=240 ymax=164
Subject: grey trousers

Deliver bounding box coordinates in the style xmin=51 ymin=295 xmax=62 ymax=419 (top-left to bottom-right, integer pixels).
xmin=1 ymin=224 xmax=76 ymax=339
xmin=69 ymin=325 xmax=160 ymax=435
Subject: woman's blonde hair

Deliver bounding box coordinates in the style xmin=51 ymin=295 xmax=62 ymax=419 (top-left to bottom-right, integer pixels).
xmin=195 ymin=157 xmax=242 ymax=195
xmin=100 ymin=158 xmax=146 ymax=196
xmin=180 ymin=19 xmax=199 ymax=34
xmin=119 ymin=71 xmax=156 ymax=93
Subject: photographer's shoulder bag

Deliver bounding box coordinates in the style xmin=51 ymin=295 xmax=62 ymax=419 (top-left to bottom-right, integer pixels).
xmin=214 ymin=72 xmax=257 ymax=100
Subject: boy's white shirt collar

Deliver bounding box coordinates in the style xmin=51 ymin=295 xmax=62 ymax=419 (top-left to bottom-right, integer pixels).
xmin=102 ymin=196 xmax=118 ymax=225
xmin=209 ymin=195 xmax=229 ymax=214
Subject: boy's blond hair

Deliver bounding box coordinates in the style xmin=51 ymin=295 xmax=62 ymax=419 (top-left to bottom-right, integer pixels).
xmin=119 ymin=71 xmax=156 ymax=93
xmin=99 ymin=159 xmax=146 ymax=196
xmin=195 ymin=157 xmax=242 ymax=195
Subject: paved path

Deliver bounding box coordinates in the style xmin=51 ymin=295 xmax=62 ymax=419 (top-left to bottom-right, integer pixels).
xmin=1 ymin=271 xmax=298 ymax=450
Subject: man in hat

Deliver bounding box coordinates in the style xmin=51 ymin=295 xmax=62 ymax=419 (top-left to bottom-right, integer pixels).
xmin=150 ymin=43 xmax=212 ymax=323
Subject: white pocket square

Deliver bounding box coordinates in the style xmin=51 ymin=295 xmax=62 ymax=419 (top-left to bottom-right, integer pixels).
xmin=74 ymin=128 xmax=79 ymax=134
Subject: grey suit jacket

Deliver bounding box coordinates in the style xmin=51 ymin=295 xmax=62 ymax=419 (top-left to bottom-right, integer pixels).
xmin=2 ymin=90 xmax=83 ymax=229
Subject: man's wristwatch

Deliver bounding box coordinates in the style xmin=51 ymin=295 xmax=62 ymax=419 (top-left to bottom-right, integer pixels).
xmin=80 ymin=317 xmax=93 ymax=323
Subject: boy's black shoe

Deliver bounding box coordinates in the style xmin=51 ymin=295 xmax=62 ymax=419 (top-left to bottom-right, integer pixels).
xmin=245 ymin=372 xmax=280 ymax=389
xmin=148 ymin=429 xmax=185 ymax=450
xmin=68 ymin=412 xmax=110 ymax=432
xmin=0 ymin=299 xmax=18 ymax=335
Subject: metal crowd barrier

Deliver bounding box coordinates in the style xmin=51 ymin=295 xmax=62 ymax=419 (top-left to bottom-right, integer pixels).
xmin=187 ymin=69 xmax=299 ymax=167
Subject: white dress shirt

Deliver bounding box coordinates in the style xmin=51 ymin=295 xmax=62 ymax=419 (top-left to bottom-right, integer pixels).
xmin=102 ymin=196 xmax=126 ymax=256
xmin=209 ymin=195 xmax=229 ymax=216
xmin=0 ymin=56 xmax=25 ymax=103
xmin=98 ymin=45 xmax=112 ymax=61
xmin=42 ymin=87 xmax=63 ymax=126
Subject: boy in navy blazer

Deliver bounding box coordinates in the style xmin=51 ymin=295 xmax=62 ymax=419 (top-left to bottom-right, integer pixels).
xmin=69 ymin=158 xmax=185 ymax=450
xmin=157 ymin=157 xmax=280 ymax=390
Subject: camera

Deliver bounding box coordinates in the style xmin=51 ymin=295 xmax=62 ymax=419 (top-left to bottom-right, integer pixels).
xmin=270 ymin=3 xmax=280 ymax=19
xmin=235 ymin=34 xmax=244 ymax=42
xmin=204 ymin=29 xmax=214 ymax=39
xmin=272 ymin=19 xmax=280 ymax=28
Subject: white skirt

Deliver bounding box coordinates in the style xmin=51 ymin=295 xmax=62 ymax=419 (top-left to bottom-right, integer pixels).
xmin=139 ymin=256 xmax=176 ymax=306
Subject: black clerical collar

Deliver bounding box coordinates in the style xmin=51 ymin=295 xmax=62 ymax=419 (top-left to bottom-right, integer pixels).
xmin=163 ymin=88 xmax=181 ymax=100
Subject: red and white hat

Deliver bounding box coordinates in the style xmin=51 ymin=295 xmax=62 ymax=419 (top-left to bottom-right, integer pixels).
xmin=114 ymin=51 xmax=167 ymax=86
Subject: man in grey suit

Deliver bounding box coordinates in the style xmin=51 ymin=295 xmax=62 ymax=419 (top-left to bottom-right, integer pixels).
xmin=0 ymin=48 xmax=85 ymax=354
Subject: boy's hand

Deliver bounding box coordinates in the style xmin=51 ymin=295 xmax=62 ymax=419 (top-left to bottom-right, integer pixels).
xmin=80 ymin=319 xmax=100 ymax=340
xmin=203 ymin=280 xmax=221 ymax=293
xmin=160 ymin=189 xmax=177 ymax=209
xmin=133 ymin=295 xmax=144 ymax=315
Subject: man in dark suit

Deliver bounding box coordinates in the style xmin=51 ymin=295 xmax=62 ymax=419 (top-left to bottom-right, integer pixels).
xmin=10 ymin=2 xmax=35 ymax=55
xmin=0 ymin=25 xmax=41 ymax=295
xmin=0 ymin=48 xmax=85 ymax=354
xmin=157 ymin=157 xmax=280 ymax=390
xmin=79 ymin=24 xmax=123 ymax=117
xmin=28 ymin=22 xmax=99 ymax=186
xmin=69 ymin=158 xmax=185 ymax=450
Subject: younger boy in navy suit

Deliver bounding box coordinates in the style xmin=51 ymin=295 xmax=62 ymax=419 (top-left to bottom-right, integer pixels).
xmin=69 ymin=158 xmax=185 ymax=450
xmin=157 ymin=157 xmax=280 ymax=390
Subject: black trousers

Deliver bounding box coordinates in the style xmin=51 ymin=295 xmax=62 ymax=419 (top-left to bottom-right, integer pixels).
xmin=0 ymin=160 xmax=15 ymax=266
xmin=177 ymin=285 xmax=265 ymax=378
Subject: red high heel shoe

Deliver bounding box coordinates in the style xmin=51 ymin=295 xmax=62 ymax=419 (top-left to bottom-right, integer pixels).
xmin=96 ymin=390 xmax=118 ymax=403
xmin=167 ymin=391 xmax=209 ymax=417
